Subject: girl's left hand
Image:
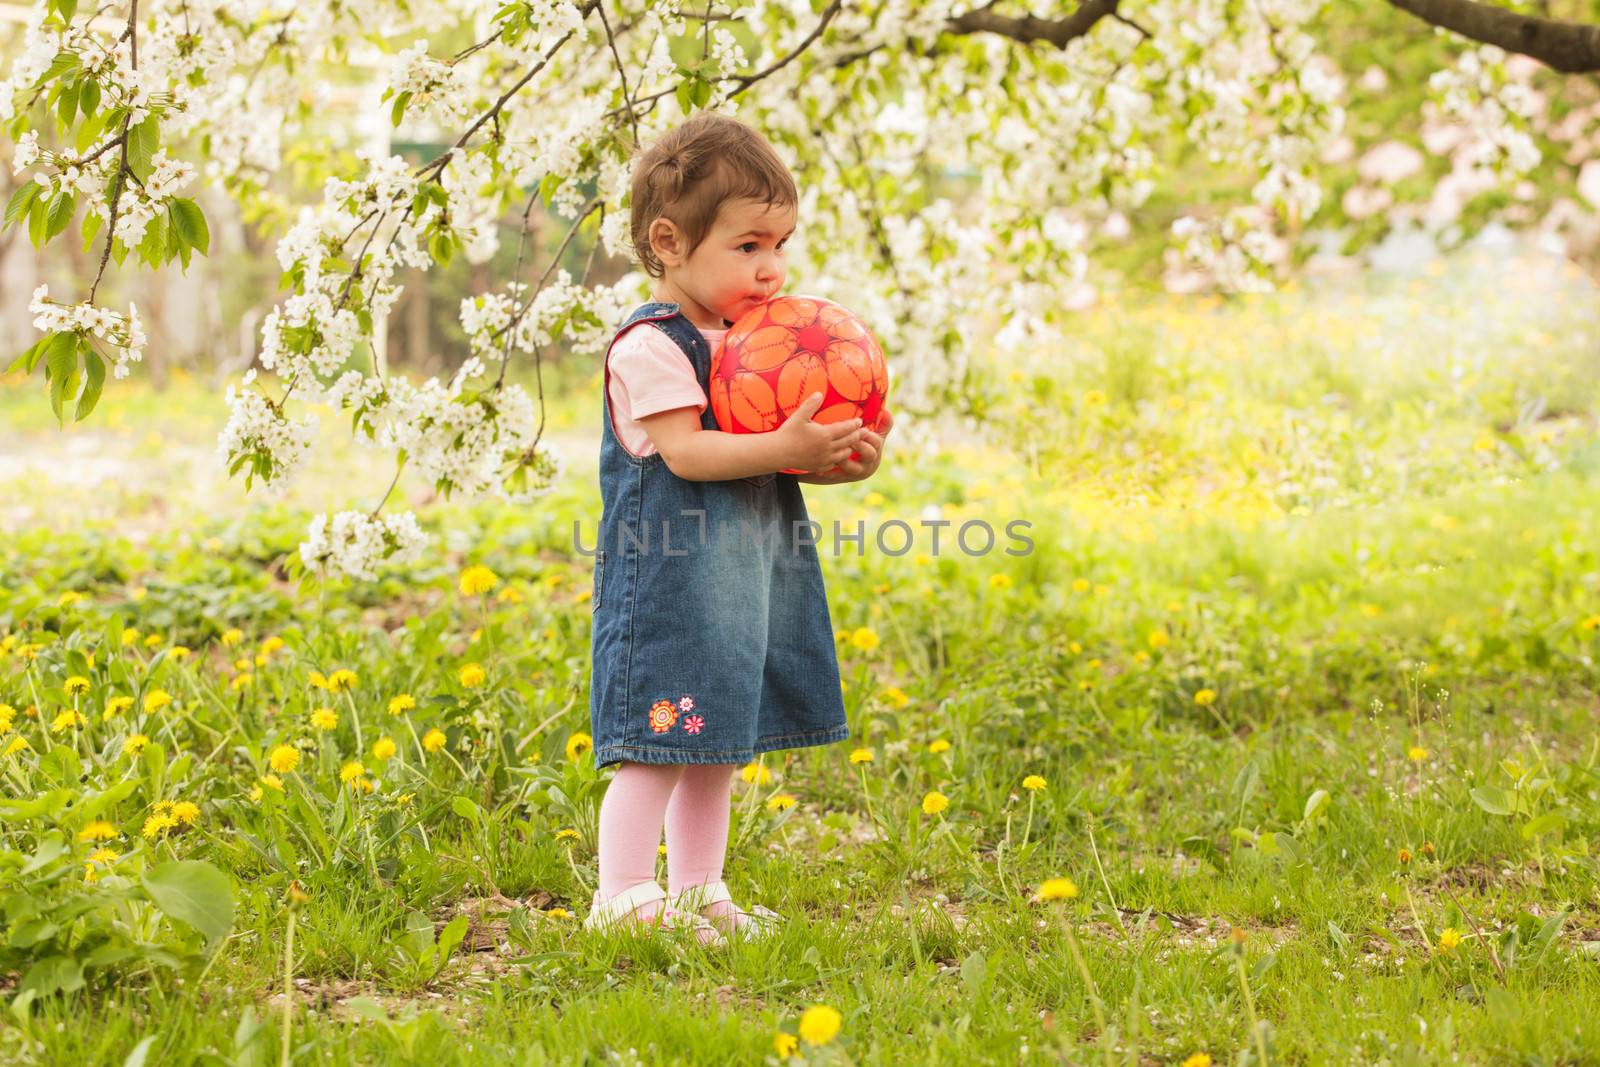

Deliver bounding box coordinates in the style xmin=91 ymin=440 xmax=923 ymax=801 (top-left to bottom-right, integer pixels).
xmin=801 ymin=408 xmax=892 ymax=483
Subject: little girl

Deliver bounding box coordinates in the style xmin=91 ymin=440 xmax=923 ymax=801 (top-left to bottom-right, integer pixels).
xmin=585 ymin=111 xmax=891 ymax=942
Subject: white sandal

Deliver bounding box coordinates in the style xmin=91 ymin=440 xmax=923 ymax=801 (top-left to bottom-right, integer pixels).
xmin=583 ymin=881 xmax=724 ymax=943
xmin=666 ymin=880 xmax=781 ymax=941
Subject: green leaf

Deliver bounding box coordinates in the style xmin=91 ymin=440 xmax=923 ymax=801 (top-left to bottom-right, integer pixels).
xmin=8 ymin=336 xmax=46 ymax=375
xmin=81 ymin=205 xmax=102 ymax=251
xmin=44 ymin=331 xmax=79 ymax=424
xmin=32 ymin=50 xmax=80 ymax=91
xmin=450 ymin=795 xmax=483 ymax=828
xmin=77 ymin=77 xmax=99 ymax=120
xmin=56 ymin=78 xmax=80 ymax=126
xmin=138 ymin=212 xmax=167 ymax=266
xmin=123 ymin=1035 xmax=158 ymax=1067
xmin=27 ymin=196 xmax=48 ymax=246
xmin=4 ymin=181 xmax=39 ymax=228
xmin=143 ymin=860 xmax=236 ymax=948
xmin=75 ymin=347 xmax=106 ymax=421
xmin=1470 ymin=786 xmax=1513 ymax=817
xmin=391 ymin=91 xmax=412 ymax=127
xmin=1520 ymin=811 xmax=1567 ymax=839
xmin=169 ymin=198 xmax=209 ymax=256
xmin=45 ymin=192 xmax=75 ymax=240
xmin=127 ymin=115 xmax=160 ymax=182
xmin=429 ymin=231 xmax=454 ymax=266
xmin=19 ymin=956 xmax=84 ymax=998
xmin=1302 ymin=788 xmax=1330 ymax=822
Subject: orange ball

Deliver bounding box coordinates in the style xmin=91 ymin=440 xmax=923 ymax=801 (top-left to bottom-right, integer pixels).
xmin=710 ymin=295 xmax=890 ymax=475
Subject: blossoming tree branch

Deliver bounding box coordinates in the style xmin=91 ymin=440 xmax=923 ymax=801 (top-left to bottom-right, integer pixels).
xmin=3 ymin=0 xmax=1594 ymax=579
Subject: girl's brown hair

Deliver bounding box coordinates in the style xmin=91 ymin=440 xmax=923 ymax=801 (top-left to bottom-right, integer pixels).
xmin=629 ymin=112 xmax=797 ymax=278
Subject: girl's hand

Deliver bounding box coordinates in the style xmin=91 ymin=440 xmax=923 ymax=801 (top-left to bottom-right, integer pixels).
xmin=776 ymin=392 xmax=866 ymax=472
xmin=798 ymin=408 xmax=892 ymax=484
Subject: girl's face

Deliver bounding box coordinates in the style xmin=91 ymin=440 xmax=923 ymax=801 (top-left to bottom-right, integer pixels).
xmin=651 ymin=198 xmax=797 ymax=329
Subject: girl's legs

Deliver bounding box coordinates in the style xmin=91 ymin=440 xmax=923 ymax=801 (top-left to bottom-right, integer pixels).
xmin=596 ymin=761 xmax=685 ymax=922
xmin=664 ymin=763 xmax=748 ymax=932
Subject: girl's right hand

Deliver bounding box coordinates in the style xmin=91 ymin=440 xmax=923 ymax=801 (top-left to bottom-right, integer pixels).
xmin=776 ymin=393 xmax=865 ymax=473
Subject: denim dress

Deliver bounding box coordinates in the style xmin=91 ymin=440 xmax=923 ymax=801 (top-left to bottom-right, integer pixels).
xmin=588 ymin=302 xmax=851 ymax=769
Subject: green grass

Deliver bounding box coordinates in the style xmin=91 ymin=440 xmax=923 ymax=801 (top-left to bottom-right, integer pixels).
xmin=1 ymin=269 xmax=1599 ymax=1065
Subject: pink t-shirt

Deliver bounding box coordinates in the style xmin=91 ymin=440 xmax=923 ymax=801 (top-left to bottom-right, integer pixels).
xmin=606 ymin=323 xmax=726 ymax=458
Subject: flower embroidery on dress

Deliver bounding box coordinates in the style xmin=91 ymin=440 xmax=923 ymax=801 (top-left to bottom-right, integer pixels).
xmin=648 ymin=699 xmax=678 ymax=733
xmin=682 ymin=714 xmax=704 ymax=734
xmin=678 ymin=696 xmax=695 ymax=712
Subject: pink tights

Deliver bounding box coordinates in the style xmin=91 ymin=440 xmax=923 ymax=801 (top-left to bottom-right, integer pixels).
xmin=596 ymin=762 xmax=737 ymax=923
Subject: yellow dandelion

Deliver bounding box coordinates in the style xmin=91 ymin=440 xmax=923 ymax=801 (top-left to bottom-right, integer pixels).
xmin=143 ymin=689 xmax=172 ymax=713
xmin=1193 ymin=689 xmax=1217 ymax=707
xmin=1034 ymin=877 xmax=1079 ymax=902
xmin=260 ymin=773 xmax=284 ymax=792
xmin=355 ymin=777 xmax=375 ymax=795
xmin=1072 ymin=578 xmax=1091 ymax=594
xmin=459 ymin=565 xmax=499 ymax=596
xmin=774 ymin=1031 xmax=799 ymax=1059
xmin=565 ymin=732 xmax=593 ymax=761
xmin=1181 ymin=1055 xmax=1213 ymax=1067
xmin=741 ymin=761 xmax=773 ymax=785
xmin=171 ymin=801 xmax=200 ymax=825
xmin=260 ymin=635 xmax=285 ymax=656
xmin=268 ymin=745 xmax=301 ymax=774
xmin=253 ymin=653 xmax=268 ymax=668
xmin=927 ymin=739 xmax=951 ymax=755
xmin=921 ymin=791 xmax=949 ymax=816
xmin=248 ymin=784 xmax=264 ymax=804
xmin=310 ymin=707 xmax=338 ymax=732
xmin=1398 ymin=848 xmax=1412 ymax=865
xmin=458 ymin=663 xmax=486 ymax=688
xmin=422 ymin=728 xmax=447 ymax=753
xmin=849 ymin=627 xmax=880 ymax=652
xmin=372 ymin=737 xmax=397 ymax=761
xmin=51 ymin=709 xmax=85 ymax=733
xmin=87 ymin=847 xmax=118 ymax=865
xmin=555 ymin=828 xmax=581 ymax=842
xmin=308 ymin=670 xmax=329 ymax=690
xmin=339 ymin=760 xmax=365 ymax=783
xmin=0 ymin=704 xmax=14 ymax=732
xmin=1022 ymin=775 xmax=1046 ymax=791
xmin=78 ymin=820 xmax=118 ymax=842
xmin=1407 ymin=745 xmax=1428 ymax=762
xmin=1146 ymin=629 xmax=1170 ymax=650
xmin=1082 ymin=389 xmax=1107 ymax=407
xmin=797 ymin=1005 xmax=842 ymax=1047
xmin=326 ymin=669 xmax=358 ymax=692
xmin=141 ymin=812 xmax=176 ymax=840
xmin=1437 ymin=927 xmax=1462 ymax=953
xmin=544 ymin=907 xmax=572 ymax=920
xmin=230 ymin=672 xmax=253 ymax=691
xmin=388 ymin=694 xmax=416 ymax=715
xmin=122 ymin=628 xmax=139 ymax=646
xmin=882 ymin=686 xmax=910 ymax=709
xmin=123 ymin=734 xmax=149 ymax=757
xmin=220 ymin=628 xmax=243 ymax=646
xmin=64 ymin=676 xmax=91 ymax=696
xmin=1580 ymin=614 xmax=1600 ymax=633
xmin=766 ymin=793 xmax=798 ymax=812
xmin=849 ymin=748 xmax=873 ymax=765
xmin=4 ymin=737 xmax=29 ymax=757
xmin=496 ymin=585 xmax=523 ymax=604
xmin=988 ymin=573 xmax=1013 ymax=590
xmin=58 ymin=591 xmax=84 ymax=608
xmin=143 ymin=633 xmax=163 ymax=649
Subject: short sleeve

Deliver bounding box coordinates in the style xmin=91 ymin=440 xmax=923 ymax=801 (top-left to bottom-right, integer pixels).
xmin=609 ymin=325 xmax=707 ymax=419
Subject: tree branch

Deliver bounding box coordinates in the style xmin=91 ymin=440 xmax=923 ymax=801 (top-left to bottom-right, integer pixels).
xmin=1386 ymin=0 xmax=1600 ymax=73
xmin=945 ymin=0 xmax=1123 ymax=49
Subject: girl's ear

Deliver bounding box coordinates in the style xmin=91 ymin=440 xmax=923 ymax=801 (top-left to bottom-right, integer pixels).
xmin=648 ymin=217 xmax=688 ymax=269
